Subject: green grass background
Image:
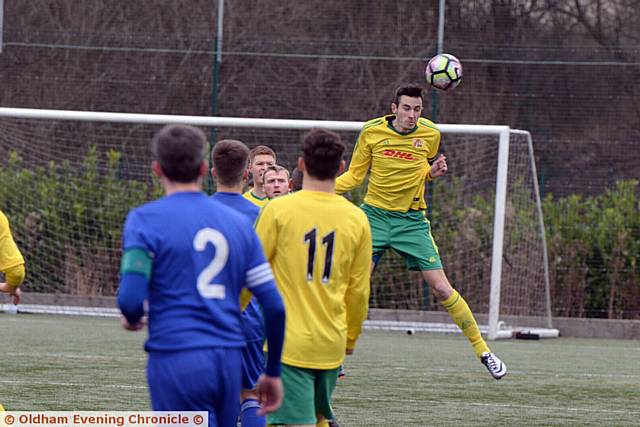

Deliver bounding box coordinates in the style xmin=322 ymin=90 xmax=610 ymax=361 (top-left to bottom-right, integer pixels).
xmin=1 ymin=313 xmax=639 ymax=426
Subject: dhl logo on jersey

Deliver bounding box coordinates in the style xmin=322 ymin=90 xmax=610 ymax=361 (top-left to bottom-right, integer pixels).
xmin=383 ymin=149 xmax=416 ymax=161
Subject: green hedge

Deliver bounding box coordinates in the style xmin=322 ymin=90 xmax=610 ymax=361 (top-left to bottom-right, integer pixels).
xmin=0 ymin=148 xmax=162 ymax=296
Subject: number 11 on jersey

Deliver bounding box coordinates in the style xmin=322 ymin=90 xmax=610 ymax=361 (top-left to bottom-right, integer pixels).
xmin=303 ymin=228 xmax=336 ymax=283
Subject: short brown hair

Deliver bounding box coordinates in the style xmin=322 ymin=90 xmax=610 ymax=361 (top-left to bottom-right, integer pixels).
xmin=290 ymin=166 xmax=303 ymax=191
xmin=151 ymin=124 xmax=206 ymax=183
xmin=302 ymin=129 xmax=345 ymax=180
xmin=263 ymin=165 xmax=290 ymax=182
xmin=249 ymin=145 xmax=276 ymax=163
xmin=393 ymin=84 xmax=424 ymax=106
xmin=212 ymin=139 xmax=250 ymax=186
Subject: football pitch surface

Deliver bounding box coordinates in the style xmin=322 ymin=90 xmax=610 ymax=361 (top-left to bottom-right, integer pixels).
xmin=1 ymin=313 xmax=638 ymax=426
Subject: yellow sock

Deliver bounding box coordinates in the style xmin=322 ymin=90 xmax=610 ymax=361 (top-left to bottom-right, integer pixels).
xmin=316 ymin=420 xmax=330 ymax=427
xmin=442 ymin=290 xmax=490 ymax=358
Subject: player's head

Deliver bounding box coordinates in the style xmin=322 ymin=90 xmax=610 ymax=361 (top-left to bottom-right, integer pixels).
xmin=151 ymin=124 xmax=207 ymax=183
xmin=263 ymin=165 xmax=290 ymax=198
xmin=211 ymin=139 xmax=250 ymax=187
xmin=290 ymin=166 xmax=303 ymax=192
xmin=300 ymin=129 xmax=345 ymax=181
xmin=248 ymin=145 xmax=277 ymax=187
xmin=391 ymin=84 xmax=424 ymax=132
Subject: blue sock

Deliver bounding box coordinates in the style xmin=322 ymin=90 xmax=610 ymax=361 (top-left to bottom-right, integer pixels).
xmin=240 ymin=399 xmax=265 ymax=427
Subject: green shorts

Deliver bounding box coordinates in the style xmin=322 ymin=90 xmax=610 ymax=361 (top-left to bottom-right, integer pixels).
xmin=361 ymin=203 xmax=443 ymax=271
xmin=266 ymin=363 xmax=340 ymax=425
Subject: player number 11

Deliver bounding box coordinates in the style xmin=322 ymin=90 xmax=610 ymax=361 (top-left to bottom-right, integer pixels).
xmin=303 ymin=228 xmax=336 ymax=283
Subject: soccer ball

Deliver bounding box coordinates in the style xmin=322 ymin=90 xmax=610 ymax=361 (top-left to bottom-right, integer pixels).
xmin=425 ymin=53 xmax=463 ymax=91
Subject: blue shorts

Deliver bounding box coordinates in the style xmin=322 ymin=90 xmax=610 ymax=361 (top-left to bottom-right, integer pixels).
xmin=242 ymin=340 xmax=265 ymax=390
xmin=147 ymin=348 xmax=242 ymax=427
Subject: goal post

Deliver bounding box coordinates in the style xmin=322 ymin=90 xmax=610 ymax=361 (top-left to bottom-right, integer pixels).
xmin=0 ymin=107 xmax=555 ymax=340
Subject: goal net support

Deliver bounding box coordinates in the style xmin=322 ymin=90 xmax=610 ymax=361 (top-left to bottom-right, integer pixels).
xmin=0 ymin=107 xmax=556 ymax=340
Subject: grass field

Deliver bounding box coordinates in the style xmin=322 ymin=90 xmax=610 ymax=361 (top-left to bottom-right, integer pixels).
xmin=1 ymin=313 xmax=639 ymax=426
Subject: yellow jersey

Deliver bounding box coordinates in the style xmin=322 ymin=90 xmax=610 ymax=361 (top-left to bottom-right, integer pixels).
xmin=242 ymin=191 xmax=269 ymax=208
xmin=0 ymin=211 xmax=24 ymax=271
xmin=255 ymin=190 xmax=371 ymax=370
xmin=336 ymin=115 xmax=440 ymax=212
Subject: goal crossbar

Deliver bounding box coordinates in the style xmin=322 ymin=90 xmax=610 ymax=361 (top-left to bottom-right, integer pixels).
xmin=0 ymin=107 xmax=553 ymax=340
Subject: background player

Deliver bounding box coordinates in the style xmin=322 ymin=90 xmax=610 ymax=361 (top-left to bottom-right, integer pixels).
xmin=0 ymin=210 xmax=25 ymax=306
xmin=262 ymin=165 xmax=290 ymax=199
xmin=210 ymin=139 xmax=269 ymax=427
xmin=243 ymin=146 xmax=277 ymax=207
xmin=335 ymin=84 xmax=507 ymax=380
xmin=117 ymin=124 xmax=286 ymax=426
xmin=256 ymin=129 xmax=372 ymax=426
xmin=289 ymin=166 xmax=303 ymax=192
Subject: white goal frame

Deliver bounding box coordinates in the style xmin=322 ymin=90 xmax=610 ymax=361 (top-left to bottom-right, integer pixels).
xmin=0 ymin=107 xmax=554 ymax=340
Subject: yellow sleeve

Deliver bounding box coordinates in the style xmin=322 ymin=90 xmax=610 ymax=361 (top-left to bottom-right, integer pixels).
xmin=5 ymin=264 xmax=25 ymax=288
xmin=345 ymin=219 xmax=372 ymax=350
xmin=0 ymin=212 xmax=25 ymax=272
xmin=239 ymin=288 xmax=252 ymax=311
xmin=427 ymin=132 xmax=441 ymax=163
xmin=335 ymin=131 xmax=372 ymax=194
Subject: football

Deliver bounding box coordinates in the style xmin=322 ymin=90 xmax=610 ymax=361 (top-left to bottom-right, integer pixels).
xmin=425 ymin=53 xmax=463 ymax=91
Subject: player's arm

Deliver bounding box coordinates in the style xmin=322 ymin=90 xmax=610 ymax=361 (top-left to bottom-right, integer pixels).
xmin=245 ymin=227 xmax=285 ymax=378
xmin=117 ymin=248 xmax=150 ymax=330
xmin=117 ymin=212 xmax=151 ymax=330
xmin=0 ymin=212 xmax=26 ymax=304
xmin=344 ymin=219 xmax=373 ymax=353
xmin=335 ymin=130 xmax=372 ymax=194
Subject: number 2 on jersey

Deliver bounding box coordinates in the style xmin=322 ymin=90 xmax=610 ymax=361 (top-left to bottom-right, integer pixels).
xmin=193 ymin=227 xmax=229 ymax=299
xmin=303 ymin=228 xmax=336 ymax=283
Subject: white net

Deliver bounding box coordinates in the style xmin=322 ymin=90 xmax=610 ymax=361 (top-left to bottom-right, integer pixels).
xmin=0 ymin=113 xmax=551 ymax=332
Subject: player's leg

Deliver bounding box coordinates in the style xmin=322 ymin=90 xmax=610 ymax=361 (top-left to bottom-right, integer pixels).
xmin=239 ymin=339 xmax=266 ymax=427
xmin=313 ymin=367 xmax=341 ymax=427
xmin=147 ymin=348 xmax=243 ymax=426
xmin=266 ymin=364 xmax=317 ymax=427
xmin=389 ymin=211 xmax=507 ymax=379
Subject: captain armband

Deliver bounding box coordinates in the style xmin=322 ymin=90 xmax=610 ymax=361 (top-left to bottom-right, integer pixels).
xmin=120 ymin=248 xmax=153 ymax=282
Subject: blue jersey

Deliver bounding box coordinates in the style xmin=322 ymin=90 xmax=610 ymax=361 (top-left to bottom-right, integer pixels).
xmin=212 ymin=192 xmax=264 ymax=343
xmin=212 ymin=192 xmax=260 ymax=224
xmin=122 ymin=191 xmax=273 ymax=352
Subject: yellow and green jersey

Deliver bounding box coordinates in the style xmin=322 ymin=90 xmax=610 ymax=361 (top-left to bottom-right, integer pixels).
xmin=255 ymin=190 xmax=371 ymax=370
xmin=0 ymin=210 xmax=24 ymax=272
xmin=242 ymin=191 xmax=269 ymax=208
xmin=336 ymin=115 xmax=440 ymax=212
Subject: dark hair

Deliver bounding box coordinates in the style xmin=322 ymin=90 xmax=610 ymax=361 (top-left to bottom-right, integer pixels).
xmin=393 ymin=84 xmax=424 ymax=106
xmin=290 ymin=166 xmax=303 ymax=191
xmin=212 ymin=139 xmax=250 ymax=186
xmin=249 ymin=145 xmax=277 ymax=163
xmin=151 ymin=124 xmax=206 ymax=183
xmin=302 ymin=129 xmax=345 ymax=180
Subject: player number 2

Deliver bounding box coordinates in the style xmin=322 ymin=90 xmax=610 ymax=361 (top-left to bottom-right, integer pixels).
xmin=303 ymin=228 xmax=336 ymax=283
xmin=193 ymin=228 xmax=229 ymax=299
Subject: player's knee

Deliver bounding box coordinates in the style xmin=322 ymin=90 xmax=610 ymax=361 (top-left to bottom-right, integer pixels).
xmin=429 ymin=281 xmax=453 ymax=300
xmin=5 ymin=264 xmax=25 ymax=287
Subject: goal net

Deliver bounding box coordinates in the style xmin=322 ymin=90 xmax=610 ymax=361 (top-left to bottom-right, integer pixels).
xmin=0 ymin=108 xmax=554 ymax=339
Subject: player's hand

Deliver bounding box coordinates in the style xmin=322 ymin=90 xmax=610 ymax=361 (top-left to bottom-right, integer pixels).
xmin=255 ymin=374 xmax=283 ymax=415
xmin=345 ymin=348 xmax=354 ymax=355
xmin=0 ymin=282 xmax=21 ymax=305
xmin=120 ymin=315 xmax=146 ymax=331
xmin=429 ymin=154 xmax=448 ymax=178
